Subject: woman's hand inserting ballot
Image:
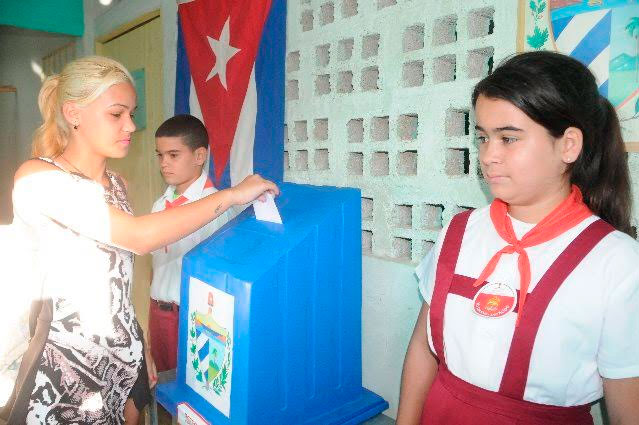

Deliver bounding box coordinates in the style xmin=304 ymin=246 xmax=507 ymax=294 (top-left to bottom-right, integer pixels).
xmin=228 ymin=174 xmax=279 ymax=205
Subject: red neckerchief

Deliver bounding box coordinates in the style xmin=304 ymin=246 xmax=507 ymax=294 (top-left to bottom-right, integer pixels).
xmin=473 ymin=185 xmax=592 ymax=325
xmin=165 ymin=195 xmax=188 ymax=209
xmin=163 ymin=178 xmax=213 ymax=209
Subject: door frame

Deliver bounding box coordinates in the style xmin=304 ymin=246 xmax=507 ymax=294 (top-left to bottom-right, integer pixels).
xmin=95 ymin=9 xmax=160 ymax=51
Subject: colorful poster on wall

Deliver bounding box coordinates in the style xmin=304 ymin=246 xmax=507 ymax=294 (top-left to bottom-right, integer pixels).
xmin=518 ymin=0 xmax=639 ymax=148
xmin=186 ymin=277 xmax=234 ymax=417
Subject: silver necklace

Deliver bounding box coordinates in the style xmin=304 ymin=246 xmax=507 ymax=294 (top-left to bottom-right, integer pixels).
xmin=59 ymin=154 xmax=109 ymax=188
xmin=60 ymin=154 xmax=86 ymax=176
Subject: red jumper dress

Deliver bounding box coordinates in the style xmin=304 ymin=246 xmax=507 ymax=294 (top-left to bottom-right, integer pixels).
xmin=421 ymin=210 xmax=613 ymax=425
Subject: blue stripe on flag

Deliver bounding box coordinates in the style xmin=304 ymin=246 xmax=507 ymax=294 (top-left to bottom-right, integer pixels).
xmin=552 ymin=16 xmax=572 ymax=40
xmin=599 ymin=79 xmax=609 ymax=97
xmin=570 ymin=11 xmax=611 ymax=66
xmin=253 ymin=0 xmax=285 ymax=185
xmin=175 ymin=16 xmax=191 ymax=116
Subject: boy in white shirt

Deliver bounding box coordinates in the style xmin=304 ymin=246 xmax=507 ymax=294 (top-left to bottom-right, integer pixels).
xmin=148 ymin=114 xmax=233 ymax=371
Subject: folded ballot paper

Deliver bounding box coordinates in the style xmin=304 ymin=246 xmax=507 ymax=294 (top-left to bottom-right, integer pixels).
xmin=252 ymin=192 xmax=282 ymax=224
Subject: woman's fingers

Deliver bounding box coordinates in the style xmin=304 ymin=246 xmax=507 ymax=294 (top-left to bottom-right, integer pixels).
xmin=145 ymin=351 xmax=158 ymax=388
xmin=263 ymin=178 xmax=280 ymax=196
xmin=149 ymin=366 xmax=157 ymax=388
xmin=230 ymin=175 xmax=280 ymax=205
xmin=248 ymin=174 xmax=280 ymax=196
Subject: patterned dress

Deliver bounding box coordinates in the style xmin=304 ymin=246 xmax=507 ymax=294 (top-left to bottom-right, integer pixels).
xmin=18 ymin=159 xmax=144 ymax=424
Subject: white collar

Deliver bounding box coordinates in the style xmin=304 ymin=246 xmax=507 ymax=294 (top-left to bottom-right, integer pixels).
xmin=161 ymin=170 xmax=210 ymax=202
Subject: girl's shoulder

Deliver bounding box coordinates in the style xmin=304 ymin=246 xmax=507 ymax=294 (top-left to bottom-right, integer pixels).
xmin=587 ymin=226 xmax=639 ymax=295
xmin=555 ymin=216 xmax=639 ymax=289
xmin=431 ymin=205 xmax=490 ymax=246
xmin=596 ymin=224 xmax=639 ymax=264
xmin=455 ymin=205 xmax=490 ymax=229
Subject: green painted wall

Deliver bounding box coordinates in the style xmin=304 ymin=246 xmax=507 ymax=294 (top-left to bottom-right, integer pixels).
xmin=0 ymin=0 xmax=83 ymax=36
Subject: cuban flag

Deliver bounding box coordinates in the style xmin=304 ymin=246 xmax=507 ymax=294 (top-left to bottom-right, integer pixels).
xmin=175 ymin=0 xmax=285 ymax=190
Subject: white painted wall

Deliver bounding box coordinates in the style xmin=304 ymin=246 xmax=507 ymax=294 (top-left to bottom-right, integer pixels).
xmin=362 ymin=255 xmax=421 ymax=418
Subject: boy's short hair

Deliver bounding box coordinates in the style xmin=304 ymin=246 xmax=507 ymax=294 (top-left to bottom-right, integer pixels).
xmin=155 ymin=114 xmax=209 ymax=151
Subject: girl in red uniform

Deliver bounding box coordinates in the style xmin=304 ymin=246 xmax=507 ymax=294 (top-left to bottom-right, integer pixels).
xmin=397 ymin=51 xmax=639 ymax=424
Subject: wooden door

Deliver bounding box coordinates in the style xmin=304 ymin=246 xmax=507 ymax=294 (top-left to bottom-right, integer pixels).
xmin=96 ymin=13 xmax=164 ymax=336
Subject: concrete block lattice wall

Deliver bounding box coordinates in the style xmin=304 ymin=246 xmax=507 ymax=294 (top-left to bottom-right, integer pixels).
xmin=283 ymin=2 xmax=639 ymax=419
xmin=285 ymin=0 xmax=518 ymax=263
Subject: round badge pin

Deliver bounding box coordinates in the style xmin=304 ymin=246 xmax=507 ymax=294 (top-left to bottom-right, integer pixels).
xmin=472 ymin=282 xmax=517 ymax=318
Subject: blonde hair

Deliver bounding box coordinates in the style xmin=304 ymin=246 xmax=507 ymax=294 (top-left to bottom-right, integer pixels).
xmin=32 ymin=56 xmax=134 ymax=158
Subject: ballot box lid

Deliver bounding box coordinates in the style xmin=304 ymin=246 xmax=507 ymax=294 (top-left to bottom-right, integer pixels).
xmin=183 ymin=182 xmax=360 ymax=282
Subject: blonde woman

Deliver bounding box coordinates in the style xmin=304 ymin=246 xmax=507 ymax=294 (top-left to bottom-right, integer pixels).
xmin=1 ymin=56 xmax=277 ymax=424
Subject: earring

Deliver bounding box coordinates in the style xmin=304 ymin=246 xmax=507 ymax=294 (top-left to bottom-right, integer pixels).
xmin=73 ymin=124 xmax=78 ymax=130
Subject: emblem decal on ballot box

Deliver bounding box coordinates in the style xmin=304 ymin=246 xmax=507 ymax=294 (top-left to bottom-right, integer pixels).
xmin=186 ymin=277 xmax=234 ymax=417
xmin=472 ymin=282 xmax=517 ymax=318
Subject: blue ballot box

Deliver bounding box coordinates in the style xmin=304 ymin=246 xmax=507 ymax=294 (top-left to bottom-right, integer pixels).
xmin=155 ymin=182 xmax=388 ymax=424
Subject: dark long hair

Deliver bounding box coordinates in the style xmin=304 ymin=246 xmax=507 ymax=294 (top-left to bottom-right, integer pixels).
xmin=472 ymin=51 xmax=632 ymax=235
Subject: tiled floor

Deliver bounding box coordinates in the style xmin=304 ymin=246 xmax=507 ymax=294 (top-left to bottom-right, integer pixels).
xmin=155 ymin=404 xmax=395 ymax=425
xmin=362 ymin=413 xmax=395 ymax=424
xmin=151 ymin=369 xmax=396 ymax=425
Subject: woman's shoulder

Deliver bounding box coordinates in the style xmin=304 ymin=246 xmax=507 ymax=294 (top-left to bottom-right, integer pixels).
xmin=13 ymin=158 xmax=93 ymax=197
xmin=14 ymin=158 xmax=62 ymax=182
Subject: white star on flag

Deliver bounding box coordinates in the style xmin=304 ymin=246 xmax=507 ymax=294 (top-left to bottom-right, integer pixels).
xmin=206 ymin=17 xmax=241 ymax=90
